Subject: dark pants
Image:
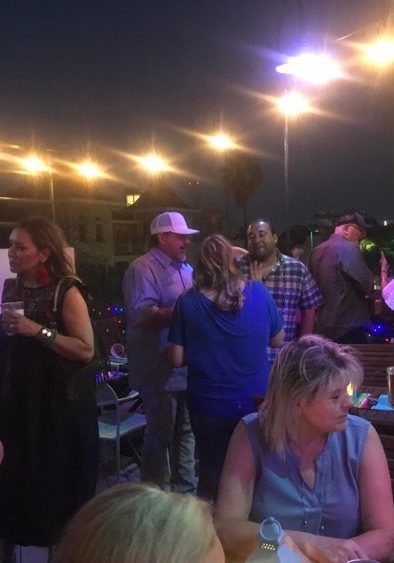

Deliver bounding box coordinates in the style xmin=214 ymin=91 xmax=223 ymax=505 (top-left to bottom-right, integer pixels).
xmin=190 ymin=413 xmax=240 ymax=503
xmin=140 ymin=391 xmax=196 ymax=493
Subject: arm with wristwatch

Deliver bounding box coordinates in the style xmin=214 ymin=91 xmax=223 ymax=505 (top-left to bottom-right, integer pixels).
xmin=1 ymin=286 xmax=94 ymax=363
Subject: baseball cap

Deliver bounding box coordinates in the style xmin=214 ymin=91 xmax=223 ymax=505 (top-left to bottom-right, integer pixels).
xmin=336 ymin=212 xmax=371 ymax=231
xmin=150 ymin=212 xmax=200 ymax=235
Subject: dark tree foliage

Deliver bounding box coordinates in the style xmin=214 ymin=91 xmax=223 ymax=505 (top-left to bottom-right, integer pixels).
xmin=221 ymin=152 xmax=263 ymax=233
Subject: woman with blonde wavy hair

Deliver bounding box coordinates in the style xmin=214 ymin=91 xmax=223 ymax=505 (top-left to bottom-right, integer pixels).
xmin=216 ymin=335 xmax=394 ymax=563
xmin=55 ymin=483 xmax=224 ymax=563
xmin=169 ymin=234 xmax=283 ymax=501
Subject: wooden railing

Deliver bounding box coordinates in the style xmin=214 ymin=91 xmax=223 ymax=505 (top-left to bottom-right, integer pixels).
xmin=350 ymin=344 xmax=394 ymax=387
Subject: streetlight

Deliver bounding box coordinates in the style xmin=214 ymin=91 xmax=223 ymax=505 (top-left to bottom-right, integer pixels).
xmin=74 ymin=159 xmax=105 ymax=181
xmin=205 ymin=130 xmax=238 ymax=230
xmin=205 ymin=132 xmax=237 ymax=152
xmin=365 ymin=37 xmax=394 ymax=66
xmin=19 ymin=154 xmax=55 ymax=220
xmin=275 ymin=53 xmax=341 ymax=246
xmin=136 ymin=153 xmax=170 ymax=176
xmin=276 ymin=92 xmax=311 ymax=250
xmin=276 ymin=53 xmax=342 ymax=85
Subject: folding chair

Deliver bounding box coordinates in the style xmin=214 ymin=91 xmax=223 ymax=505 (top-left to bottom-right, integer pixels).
xmin=96 ymin=382 xmax=145 ymax=482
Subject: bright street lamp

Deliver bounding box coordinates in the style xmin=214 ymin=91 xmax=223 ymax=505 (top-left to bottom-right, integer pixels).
xmin=20 ymin=155 xmax=50 ymax=174
xmin=137 ymin=153 xmax=170 ymax=175
xmin=277 ymin=91 xmax=310 ymax=116
xmin=365 ymin=38 xmax=394 ymax=66
xmin=276 ymin=53 xmax=342 ymax=85
xmin=74 ymin=159 xmax=104 ymax=180
xmin=20 ymin=154 xmax=55 ymax=220
xmin=206 ymin=132 xmax=237 ymax=152
xmin=276 ymin=92 xmax=311 ymax=249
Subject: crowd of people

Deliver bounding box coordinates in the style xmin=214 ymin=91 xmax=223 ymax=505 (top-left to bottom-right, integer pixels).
xmin=0 ymin=210 xmax=393 ymax=562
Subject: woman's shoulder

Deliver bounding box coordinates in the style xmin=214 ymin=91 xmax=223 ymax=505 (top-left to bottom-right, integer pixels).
xmin=56 ymin=276 xmax=87 ymax=296
xmin=329 ymin=414 xmax=370 ymax=459
xmin=2 ymin=277 xmax=19 ymax=301
xmin=54 ymin=276 xmax=88 ymax=312
xmin=242 ymin=412 xmax=261 ymax=434
xmin=3 ymin=277 xmax=17 ymax=291
xmin=346 ymin=413 xmax=371 ymax=434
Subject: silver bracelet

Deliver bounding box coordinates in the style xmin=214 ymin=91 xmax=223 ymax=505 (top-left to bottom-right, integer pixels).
xmin=36 ymin=326 xmax=58 ymax=347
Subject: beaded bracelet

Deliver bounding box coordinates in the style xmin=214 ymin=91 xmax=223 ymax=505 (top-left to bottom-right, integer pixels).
xmin=36 ymin=326 xmax=58 ymax=347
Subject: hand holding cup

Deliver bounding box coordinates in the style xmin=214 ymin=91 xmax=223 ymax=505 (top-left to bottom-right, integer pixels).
xmin=1 ymin=302 xmax=40 ymax=337
xmin=1 ymin=302 xmax=24 ymax=336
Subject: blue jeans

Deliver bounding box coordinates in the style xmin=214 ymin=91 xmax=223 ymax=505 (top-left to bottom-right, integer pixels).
xmin=140 ymin=390 xmax=196 ymax=493
xmin=190 ymin=413 xmax=240 ymax=502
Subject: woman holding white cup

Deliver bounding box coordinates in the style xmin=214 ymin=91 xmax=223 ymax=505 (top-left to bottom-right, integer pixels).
xmin=0 ymin=216 xmax=98 ymax=559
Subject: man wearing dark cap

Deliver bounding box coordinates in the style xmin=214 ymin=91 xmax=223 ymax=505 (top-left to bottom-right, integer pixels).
xmin=123 ymin=211 xmax=199 ymax=492
xmin=310 ymin=212 xmax=374 ymax=343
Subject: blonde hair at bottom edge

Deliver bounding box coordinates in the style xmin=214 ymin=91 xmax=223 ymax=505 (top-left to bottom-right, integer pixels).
xmin=54 ymin=483 xmax=217 ymax=563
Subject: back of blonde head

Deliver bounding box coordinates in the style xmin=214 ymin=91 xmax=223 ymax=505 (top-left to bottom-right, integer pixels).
xmin=262 ymin=335 xmax=363 ymax=455
xmin=194 ymin=234 xmax=244 ymax=311
xmin=54 ymin=483 xmax=216 ymax=563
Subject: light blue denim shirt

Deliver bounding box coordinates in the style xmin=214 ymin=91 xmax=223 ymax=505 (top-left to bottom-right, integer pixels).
xmin=123 ymin=247 xmax=193 ymax=392
xmin=244 ymin=413 xmax=369 ymax=538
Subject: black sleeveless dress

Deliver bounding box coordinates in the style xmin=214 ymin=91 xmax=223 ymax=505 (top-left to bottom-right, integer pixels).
xmin=0 ymin=277 xmax=98 ymax=546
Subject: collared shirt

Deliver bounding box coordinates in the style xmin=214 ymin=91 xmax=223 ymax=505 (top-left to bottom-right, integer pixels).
xmin=310 ymin=233 xmax=374 ymax=340
xmin=238 ymin=251 xmax=323 ymax=365
xmin=122 ymin=247 xmax=193 ymax=392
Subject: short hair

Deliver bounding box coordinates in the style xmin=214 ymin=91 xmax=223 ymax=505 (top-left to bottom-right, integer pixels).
xmin=54 ymin=483 xmax=217 ymax=563
xmin=194 ymin=234 xmax=244 ymax=311
xmin=14 ymin=216 xmax=74 ymax=278
xmin=261 ymin=335 xmax=363 ymax=455
xmin=248 ymin=219 xmax=277 ymax=236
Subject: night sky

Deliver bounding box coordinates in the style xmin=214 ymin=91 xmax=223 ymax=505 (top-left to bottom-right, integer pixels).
xmin=0 ymin=1 xmax=393 ymax=230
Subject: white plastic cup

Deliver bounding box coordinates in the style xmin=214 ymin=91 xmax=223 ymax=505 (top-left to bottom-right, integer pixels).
xmin=1 ymin=301 xmax=24 ymax=335
xmin=387 ymin=366 xmax=394 ymax=407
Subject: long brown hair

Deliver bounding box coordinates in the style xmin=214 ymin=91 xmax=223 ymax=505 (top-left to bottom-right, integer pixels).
xmin=15 ymin=216 xmax=74 ymax=279
xmin=194 ymin=235 xmax=244 ymax=311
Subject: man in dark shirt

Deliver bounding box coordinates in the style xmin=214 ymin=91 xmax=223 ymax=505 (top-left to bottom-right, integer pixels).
xmin=310 ymin=212 xmax=374 ymax=343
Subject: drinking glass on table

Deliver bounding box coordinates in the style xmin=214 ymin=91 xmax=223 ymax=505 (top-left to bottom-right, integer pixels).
xmin=387 ymin=366 xmax=394 ymax=407
xmin=1 ymin=301 xmax=24 ymax=335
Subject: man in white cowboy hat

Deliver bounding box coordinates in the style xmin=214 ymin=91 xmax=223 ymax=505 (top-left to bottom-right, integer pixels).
xmin=123 ymin=211 xmax=199 ymax=492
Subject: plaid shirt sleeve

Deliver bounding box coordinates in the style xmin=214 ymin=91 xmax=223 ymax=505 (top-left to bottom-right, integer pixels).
xmin=298 ymin=263 xmax=324 ymax=310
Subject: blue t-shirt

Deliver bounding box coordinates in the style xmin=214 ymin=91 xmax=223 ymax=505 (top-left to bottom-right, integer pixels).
xmin=169 ymin=281 xmax=283 ymax=418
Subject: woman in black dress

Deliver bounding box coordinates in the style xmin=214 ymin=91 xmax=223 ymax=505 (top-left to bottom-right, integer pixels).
xmin=0 ymin=217 xmax=98 ymax=557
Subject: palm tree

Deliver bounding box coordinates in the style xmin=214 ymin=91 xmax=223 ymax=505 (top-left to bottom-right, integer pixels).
xmin=221 ymin=152 xmax=263 ymax=234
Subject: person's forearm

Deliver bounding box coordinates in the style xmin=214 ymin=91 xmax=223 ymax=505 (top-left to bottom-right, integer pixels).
xmin=140 ymin=307 xmax=173 ymax=329
xmin=47 ymin=332 xmax=94 ymax=362
xmin=381 ymin=269 xmax=389 ymax=290
xmin=299 ymin=309 xmax=315 ymax=336
xmin=287 ymin=530 xmax=318 ymax=559
xmin=353 ymin=528 xmax=394 ymax=561
xmin=215 ymin=518 xmax=259 ymax=561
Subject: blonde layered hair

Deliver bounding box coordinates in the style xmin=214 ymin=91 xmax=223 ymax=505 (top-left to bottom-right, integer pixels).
xmin=54 ymin=483 xmax=217 ymax=563
xmin=262 ymin=335 xmax=363 ymax=455
xmin=194 ymin=234 xmax=244 ymax=311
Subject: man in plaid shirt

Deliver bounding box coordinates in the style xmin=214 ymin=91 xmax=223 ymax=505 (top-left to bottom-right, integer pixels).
xmin=238 ymin=219 xmax=323 ymax=365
